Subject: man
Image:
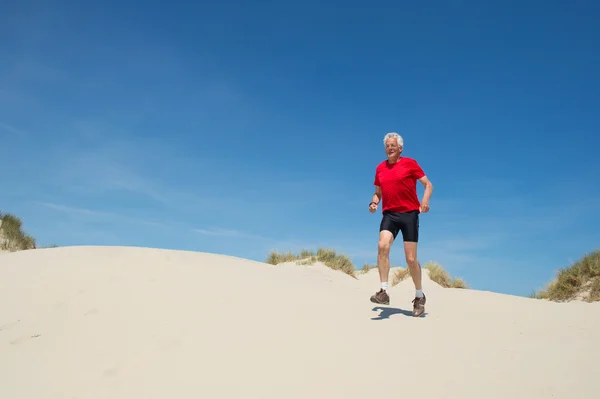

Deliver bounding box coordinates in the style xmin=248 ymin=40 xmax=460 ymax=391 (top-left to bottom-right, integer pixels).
xmin=368 ymin=132 xmax=434 ymax=317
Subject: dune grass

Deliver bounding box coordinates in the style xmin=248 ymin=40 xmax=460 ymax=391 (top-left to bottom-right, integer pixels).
xmin=0 ymin=211 xmax=37 ymax=251
xmin=361 ymin=262 xmax=377 ymax=274
xmin=389 ymin=261 xmax=468 ymax=288
xmin=391 ymin=267 xmax=411 ymax=286
xmin=302 ymin=254 xmax=468 ymax=289
xmin=266 ymin=247 xmax=357 ymax=278
xmin=265 ymin=250 xmax=298 ymax=265
xmin=424 ymin=261 xmax=469 ymax=288
xmin=3 ymin=208 xmax=594 ymax=302
xmin=360 ymin=262 xmax=410 ymax=285
xmin=361 ymin=263 xmax=413 ymax=287
xmin=533 ymin=249 xmax=600 ymax=302
xmin=347 ymin=258 xmax=470 ymax=289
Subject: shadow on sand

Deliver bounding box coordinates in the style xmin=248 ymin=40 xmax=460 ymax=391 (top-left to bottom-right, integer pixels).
xmin=371 ymin=306 xmax=427 ymax=320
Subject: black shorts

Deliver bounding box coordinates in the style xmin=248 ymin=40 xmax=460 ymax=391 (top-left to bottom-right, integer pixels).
xmin=379 ymin=210 xmax=419 ymax=242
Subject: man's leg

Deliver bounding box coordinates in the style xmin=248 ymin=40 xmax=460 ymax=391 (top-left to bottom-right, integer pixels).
xmin=401 ymin=211 xmax=426 ymax=317
xmin=404 ymin=241 xmax=422 ymax=291
xmin=377 ymin=230 xmax=395 ymax=289
xmin=370 ymin=214 xmax=396 ymax=304
xmin=404 ymin=241 xmax=426 ymax=316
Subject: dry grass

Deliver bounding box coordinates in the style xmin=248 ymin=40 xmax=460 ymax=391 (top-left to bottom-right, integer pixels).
xmin=450 ymin=277 xmax=469 ymax=289
xmin=320 ymin=257 xmax=469 ymax=288
xmin=391 ymin=267 xmax=411 ymax=286
xmin=589 ymin=277 xmax=600 ymax=302
xmin=423 ymin=261 xmax=469 ymax=289
xmin=0 ymin=212 xmax=37 ymax=252
xmin=265 ymin=250 xmax=298 ymax=265
xmin=534 ymin=249 xmax=600 ymax=302
xmin=266 ymin=247 xmax=357 ymax=278
xmin=358 ymin=261 xmax=468 ymax=289
xmin=361 ymin=262 xmax=376 ymax=274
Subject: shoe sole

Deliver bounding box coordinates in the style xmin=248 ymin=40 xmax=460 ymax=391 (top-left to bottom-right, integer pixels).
xmin=413 ymin=296 xmax=426 ymax=317
xmin=370 ymin=297 xmax=390 ymax=305
xmin=412 ymin=304 xmax=426 ymax=317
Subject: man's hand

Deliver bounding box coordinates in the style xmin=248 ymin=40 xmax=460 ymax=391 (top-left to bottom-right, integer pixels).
xmin=418 ymin=176 xmax=433 ymax=214
xmin=369 ymin=201 xmax=378 ymax=213
xmin=370 ymin=187 xmax=381 ymax=214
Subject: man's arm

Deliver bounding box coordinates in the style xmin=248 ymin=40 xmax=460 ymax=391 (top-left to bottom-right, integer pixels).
xmin=418 ymin=176 xmax=433 ymax=207
xmin=372 ymin=185 xmax=382 ymax=204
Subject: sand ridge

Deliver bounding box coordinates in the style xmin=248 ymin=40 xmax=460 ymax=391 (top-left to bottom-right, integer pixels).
xmin=1 ymin=245 xmax=598 ymax=398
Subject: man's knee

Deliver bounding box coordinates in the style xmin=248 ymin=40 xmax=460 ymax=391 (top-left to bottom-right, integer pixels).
xmin=378 ymin=231 xmax=393 ymax=255
xmin=404 ymin=242 xmax=418 ymax=265
xmin=378 ymin=240 xmax=391 ymax=255
xmin=406 ymin=255 xmax=418 ymax=266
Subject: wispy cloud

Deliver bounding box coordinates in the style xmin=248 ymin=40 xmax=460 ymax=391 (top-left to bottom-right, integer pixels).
xmin=193 ymin=228 xmax=241 ymax=236
xmin=36 ymin=201 xmax=271 ymax=243
xmin=0 ymin=121 xmax=27 ymax=137
xmin=68 ymin=159 xmax=168 ymax=203
xmin=192 ymin=228 xmax=266 ymax=240
xmin=37 ymin=202 xmax=106 ymax=217
xmin=24 ymin=126 xmax=343 ymax=231
xmin=35 ymin=201 xmax=168 ymax=228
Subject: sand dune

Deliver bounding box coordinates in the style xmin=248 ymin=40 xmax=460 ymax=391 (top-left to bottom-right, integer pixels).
xmin=1 ymin=246 xmax=598 ymax=398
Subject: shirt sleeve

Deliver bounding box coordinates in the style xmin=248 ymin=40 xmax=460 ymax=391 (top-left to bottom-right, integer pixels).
xmin=373 ymin=166 xmax=380 ymax=186
xmin=411 ymin=159 xmax=425 ymax=179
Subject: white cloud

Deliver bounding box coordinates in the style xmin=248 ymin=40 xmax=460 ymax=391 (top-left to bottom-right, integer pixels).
xmin=35 ymin=201 xmax=168 ymax=228
xmin=0 ymin=121 xmax=27 ymax=137
xmin=192 ymin=228 xmax=264 ymax=239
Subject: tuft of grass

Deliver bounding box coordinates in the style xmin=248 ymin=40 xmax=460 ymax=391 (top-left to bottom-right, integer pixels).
xmin=589 ymin=277 xmax=600 ymax=302
xmin=424 ymin=261 xmax=469 ymax=289
xmin=265 ymin=250 xmax=298 ymax=265
xmin=391 ymin=267 xmax=411 ymax=286
xmin=266 ymin=247 xmax=357 ymax=278
xmin=299 ymin=249 xmax=315 ymax=258
xmin=450 ymin=277 xmax=468 ymax=289
xmin=534 ymin=250 xmax=600 ymax=302
xmin=316 ymin=247 xmax=356 ymax=277
xmin=316 ymin=247 xmax=336 ymax=263
xmin=0 ymin=211 xmax=37 ymax=251
xmin=361 ymin=262 xmax=376 ymax=274
xmin=296 ymin=255 xmax=317 ymax=266
xmin=357 ymin=260 xmax=469 ymax=289
xmin=424 ymin=262 xmax=451 ymax=286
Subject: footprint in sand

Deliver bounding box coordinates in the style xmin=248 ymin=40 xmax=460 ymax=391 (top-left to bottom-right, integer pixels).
xmin=10 ymin=334 xmax=41 ymax=345
xmin=84 ymin=308 xmax=99 ymax=316
xmin=0 ymin=320 xmax=20 ymax=332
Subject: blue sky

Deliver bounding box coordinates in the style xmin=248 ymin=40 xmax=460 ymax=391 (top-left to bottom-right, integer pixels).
xmin=1 ymin=0 xmax=599 ymax=297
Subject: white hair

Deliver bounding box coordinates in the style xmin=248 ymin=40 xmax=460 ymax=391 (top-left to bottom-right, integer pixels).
xmin=383 ymin=132 xmax=403 ymax=147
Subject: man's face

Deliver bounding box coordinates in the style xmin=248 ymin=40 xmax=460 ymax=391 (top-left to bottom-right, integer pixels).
xmin=385 ymin=139 xmax=401 ymax=158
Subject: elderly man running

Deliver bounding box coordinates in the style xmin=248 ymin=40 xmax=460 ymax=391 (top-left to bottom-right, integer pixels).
xmin=368 ymin=132 xmax=434 ymax=317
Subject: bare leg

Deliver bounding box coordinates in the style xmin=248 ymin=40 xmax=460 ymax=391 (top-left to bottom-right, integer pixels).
xmin=403 ymin=241 xmax=422 ymax=290
xmin=370 ymin=231 xmax=396 ymax=304
xmin=404 ymin=240 xmax=426 ymax=316
xmin=377 ymin=230 xmax=394 ymax=284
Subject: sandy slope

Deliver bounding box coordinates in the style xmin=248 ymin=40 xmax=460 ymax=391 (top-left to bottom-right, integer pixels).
xmin=1 ymin=246 xmax=598 ymax=399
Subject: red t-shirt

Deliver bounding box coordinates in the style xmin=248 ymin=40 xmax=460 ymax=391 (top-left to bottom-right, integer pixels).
xmin=373 ymin=157 xmax=425 ymax=213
